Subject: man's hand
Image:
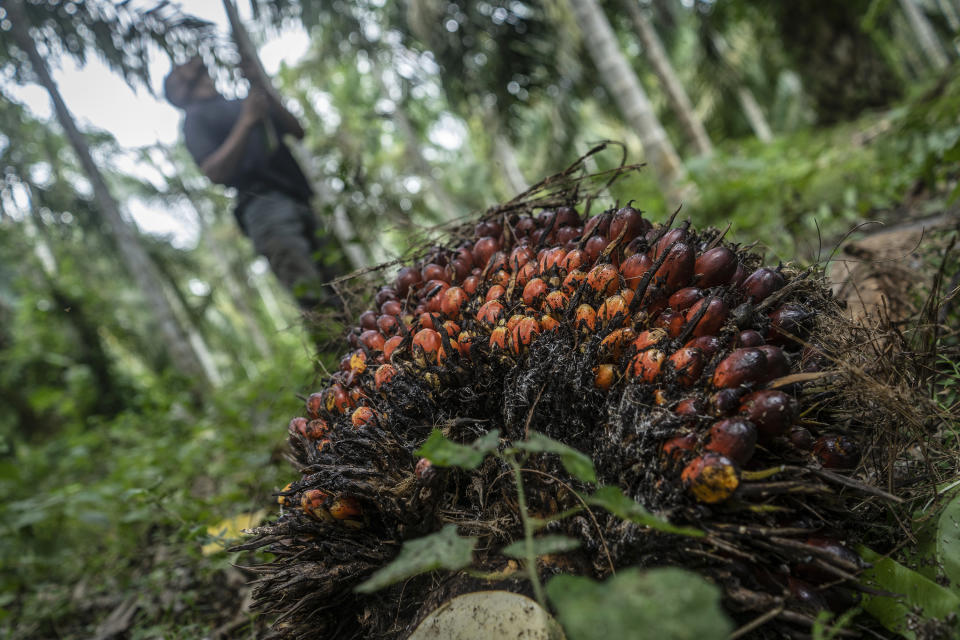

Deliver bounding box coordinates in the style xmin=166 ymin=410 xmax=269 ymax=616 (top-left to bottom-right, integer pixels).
xmin=241 ymin=87 xmax=270 ymax=125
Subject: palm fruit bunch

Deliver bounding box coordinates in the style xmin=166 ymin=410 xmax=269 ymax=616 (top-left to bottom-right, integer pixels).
xmin=240 ymin=193 xmax=886 ymax=638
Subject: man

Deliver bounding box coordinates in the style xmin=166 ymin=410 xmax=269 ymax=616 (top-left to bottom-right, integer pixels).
xmin=164 ymin=56 xmax=337 ymax=309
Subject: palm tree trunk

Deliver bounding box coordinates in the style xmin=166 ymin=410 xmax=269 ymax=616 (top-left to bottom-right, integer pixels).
xmin=625 ymin=1 xmax=712 ymax=156
xmin=899 ymin=0 xmax=951 ymax=70
xmin=566 ymin=0 xmax=688 ymax=202
xmin=7 ymin=0 xmax=209 ymax=384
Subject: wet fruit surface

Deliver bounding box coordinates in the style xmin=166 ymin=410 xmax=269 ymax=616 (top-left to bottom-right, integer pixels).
xmin=247 ymin=200 xmax=870 ymax=639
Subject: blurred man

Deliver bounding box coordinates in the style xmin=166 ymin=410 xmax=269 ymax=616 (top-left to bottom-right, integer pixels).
xmin=164 ymin=56 xmax=337 ymax=309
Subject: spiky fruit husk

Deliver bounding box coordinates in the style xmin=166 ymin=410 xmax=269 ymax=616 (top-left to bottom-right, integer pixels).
xmin=239 ymin=190 xmax=881 ymax=639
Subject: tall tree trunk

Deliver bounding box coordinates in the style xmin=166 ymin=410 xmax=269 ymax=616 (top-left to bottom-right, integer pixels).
xmin=708 ymin=32 xmax=774 ymax=142
xmin=899 ymin=0 xmax=951 ymax=70
xmin=7 ymin=0 xmax=209 ymax=384
xmin=566 ymin=0 xmax=688 ymax=203
xmin=625 ymin=1 xmax=713 ymax=156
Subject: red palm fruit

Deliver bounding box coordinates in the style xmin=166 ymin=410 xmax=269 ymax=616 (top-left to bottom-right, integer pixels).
xmin=789 ymin=426 xmax=815 ymax=450
xmin=670 ymin=347 xmax=706 ymax=386
xmin=413 ymin=328 xmax=442 ymax=364
xmin=380 ymin=300 xmax=403 ymax=317
xmin=584 ymin=235 xmax=609 ymax=262
xmin=359 ymin=310 xmax=378 ymax=330
xmin=306 ymin=392 xmax=324 ymax=419
xmin=487 ymin=252 xmax=508 ymax=273
xmin=740 ymin=390 xmax=798 ymax=440
xmin=351 ymin=406 xmax=378 ymax=429
xmin=301 ymin=489 xmax=332 ymax=520
xmin=601 ymin=327 xmax=636 ymax=360
xmin=339 ymin=353 xmax=353 ymax=371
xmin=737 ymin=330 xmax=764 ymax=347
xmin=633 ymin=328 xmax=667 ymax=351
xmin=540 ymin=315 xmax=560 ymax=331
xmin=288 ymin=417 xmax=309 ymax=438
xmin=594 ymin=364 xmax=615 ymax=390
xmin=375 ymin=286 xmax=398 ymax=306
xmin=629 ymin=349 xmax=666 ymax=383
xmin=475 ymin=220 xmax=502 ymax=238
xmin=621 ymin=252 xmax=652 ymax=288
xmin=395 ymin=266 xmax=422 ymax=297
xmin=768 ymin=304 xmax=812 ymax=347
xmin=562 ymin=270 xmax=587 ymax=295
xmin=489 ymin=326 xmax=510 ymax=351
xmin=555 ymin=225 xmax=582 ymax=245
xmin=418 ymin=312 xmax=437 ymax=330
xmin=472 ymin=237 xmax=500 ymax=268
xmin=561 ymin=249 xmax=586 ymax=273
xmin=608 ymin=205 xmax=649 ymax=243
xmin=455 ymin=246 xmax=474 ymax=270
xmin=349 ymin=350 xmax=368 ymax=374
xmin=510 ymin=245 xmax=535 ymax=269
xmin=377 ymin=314 xmax=398 ymax=336
xmin=662 ymin=432 xmax=698 ymax=461
xmin=587 ymin=263 xmax=620 ymax=296
xmin=575 ymin=304 xmax=597 ymax=332
xmin=421 ymin=263 xmax=447 ymax=283
xmin=712 ymin=348 xmax=768 ymax=388
xmin=449 ymin=259 xmax=471 ymax=282
xmin=537 ymin=209 xmax=557 ymax=229
xmin=669 ymin=287 xmax=703 ymax=312
xmin=505 ymin=314 xmax=524 ymax=332
xmin=555 ymin=206 xmax=580 ymax=227
xmin=583 ymin=212 xmax=612 ymax=240
xmin=684 ymin=335 xmax=721 ymax=358
xmin=681 ymin=453 xmax=739 ymax=503
xmin=374 ymin=364 xmax=397 ymax=389
xmin=674 ymin=396 xmax=706 ymax=416
xmin=741 ymin=267 xmax=786 ymax=302
xmin=787 ymin=577 xmax=829 ymax=613
xmin=757 ymin=345 xmax=790 ymax=380
xmin=516 ymin=260 xmax=538 ymax=288
xmin=438 ymin=336 xmax=459 ymax=364
xmin=488 ymin=270 xmax=510 ymax=288
xmin=653 ymin=241 xmax=695 ymax=292
xmin=457 ymin=331 xmax=479 ymax=358
xmin=277 ymin=482 xmax=294 ymax=506
xmin=359 ymin=329 xmax=386 ymax=352
xmin=462 ymin=275 xmax=480 ymax=295
xmin=511 ymin=317 xmax=541 ymax=354
xmin=329 ymin=495 xmax=363 ymax=520
xmin=710 ymin=388 xmax=745 ymax=416
xmin=415 ymin=457 xmax=435 ymax=481
xmin=729 ymin=263 xmax=747 ymax=287
xmin=598 ymin=294 xmax=629 ymax=326
xmin=694 ymin=246 xmax=738 ymax=287
xmin=440 ymin=286 xmax=469 ymax=318
xmin=348 ymin=386 xmax=365 ymax=405
xmin=440 ymin=320 xmax=460 ymax=338
xmin=323 ymin=383 xmax=355 ymax=413
xmin=685 ymin=297 xmax=729 ymax=338
xmin=813 ymin=435 xmax=859 ymax=469
xmin=652 ymin=311 xmax=684 ymax=338
xmin=485 ymin=284 xmax=506 ymax=302
xmin=476 ymin=300 xmax=505 ymax=326
xmin=543 ymin=290 xmax=569 ymax=314
xmin=619 ymin=288 xmax=635 ymax=307
xmin=522 ymin=278 xmax=549 ymax=307
xmin=530 ymin=229 xmax=545 ymax=246
xmin=651 ymin=227 xmax=688 ymax=259
xmin=706 ymin=418 xmax=757 ymax=465
xmin=539 ymin=247 xmax=567 ymax=273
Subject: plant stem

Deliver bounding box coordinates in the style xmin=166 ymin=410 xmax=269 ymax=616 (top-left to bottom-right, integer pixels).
xmin=508 ymin=455 xmax=547 ymax=609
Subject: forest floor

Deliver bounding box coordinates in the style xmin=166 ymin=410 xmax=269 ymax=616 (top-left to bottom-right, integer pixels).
xmin=2 ymin=74 xmax=959 ymax=639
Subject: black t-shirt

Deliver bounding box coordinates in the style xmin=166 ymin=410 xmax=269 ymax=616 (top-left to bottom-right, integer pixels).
xmin=183 ymin=96 xmax=313 ymax=203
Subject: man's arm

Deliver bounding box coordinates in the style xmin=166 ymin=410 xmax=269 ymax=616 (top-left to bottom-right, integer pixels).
xmin=199 ymin=91 xmax=269 ymax=184
xmin=264 ymin=89 xmax=305 ymax=140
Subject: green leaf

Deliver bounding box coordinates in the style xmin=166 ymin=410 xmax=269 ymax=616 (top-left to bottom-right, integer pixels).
xmin=859 ymin=546 xmax=960 ymax=638
xmin=936 ymin=492 xmax=960 ymax=591
xmin=585 ymin=486 xmax=703 ymax=538
xmin=502 ymin=534 xmax=581 ymax=559
xmin=415 ymin=429 xmax=500 ymax=470
xmin=546 ymin=567 xmax=732 ymax=640
xmin=354 ymin=525 xmax=477 ymax=594
xmin=515 ymin=432 xmax=596 ymax=483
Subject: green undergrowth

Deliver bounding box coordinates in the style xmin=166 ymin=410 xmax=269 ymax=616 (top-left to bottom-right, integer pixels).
xmin=0 ymin=331 xmax=319 ymax=638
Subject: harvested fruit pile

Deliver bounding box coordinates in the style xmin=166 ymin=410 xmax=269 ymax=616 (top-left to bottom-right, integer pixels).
xmin=239 ymin=174 xmax=899 ymax=638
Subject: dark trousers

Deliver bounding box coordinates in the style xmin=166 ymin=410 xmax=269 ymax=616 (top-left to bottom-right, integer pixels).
xmin=237 ymin=190 xmax=337 ymax=309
